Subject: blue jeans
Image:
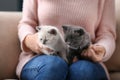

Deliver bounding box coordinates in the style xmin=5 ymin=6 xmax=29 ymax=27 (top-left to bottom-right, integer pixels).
xmin=21 ymin=55 xmax=108 ymax=80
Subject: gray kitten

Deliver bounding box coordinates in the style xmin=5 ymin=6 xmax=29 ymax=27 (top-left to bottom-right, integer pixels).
xmin=36 ymin=25 xmax=68 ymax=62
xmin=62 ymin=25 xmax=91 ymax=64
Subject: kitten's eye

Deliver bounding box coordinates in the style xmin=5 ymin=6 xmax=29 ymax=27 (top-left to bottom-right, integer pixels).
xmin=74 ymin=29 xmax=84 ymax=36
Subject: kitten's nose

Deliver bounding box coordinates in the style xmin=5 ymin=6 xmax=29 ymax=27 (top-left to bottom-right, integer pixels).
xmin=43 ymin=39 xmax=47 ymax=44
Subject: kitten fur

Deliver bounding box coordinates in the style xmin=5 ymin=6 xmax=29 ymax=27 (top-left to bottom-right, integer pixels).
xmin=36 ymin=25 xmax=68 ymax=62
xmin=62 ymin=25 xmax=91 ymax=64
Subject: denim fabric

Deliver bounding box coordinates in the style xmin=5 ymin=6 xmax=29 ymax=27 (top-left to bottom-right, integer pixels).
xmin=21 ymin=55 xmax=107 ymax=80
xmin=68 ymin=60 xmax=108 ymax=80
xmin=21 ymin=55 xmax=68 ymax=80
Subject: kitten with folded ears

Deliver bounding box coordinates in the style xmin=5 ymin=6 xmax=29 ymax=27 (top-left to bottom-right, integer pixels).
xmin=62 ymin=25 xmax=91 ymax=64
xmin=36 ymin=25 xmax=68 ymax=62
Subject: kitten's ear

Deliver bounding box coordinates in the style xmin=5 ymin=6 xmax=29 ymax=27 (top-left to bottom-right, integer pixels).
xmin=62 ymin=25 xmax=68 ymax=33
xmin=75 ymin=29 xmax=85 ymax=36
xmin=49 ymin=29 xmax=57 ymax=35
xmin=36 ymin=26 xmax=41 ymax=31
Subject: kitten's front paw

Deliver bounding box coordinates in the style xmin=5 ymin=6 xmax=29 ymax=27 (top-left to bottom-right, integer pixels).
xmin=50 ymin=51 xmax=59 ymax=56
xmin=42 ymin=49 xmax=55 ymax=55
xmin=49 ymin=51 xmax=56 ymax=55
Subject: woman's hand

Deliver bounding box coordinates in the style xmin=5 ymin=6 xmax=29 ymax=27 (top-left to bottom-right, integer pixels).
xmin=24 ymin=33 xmax=53 ymax=54
xmin=81 ymin=44 xmax=106 ymax=62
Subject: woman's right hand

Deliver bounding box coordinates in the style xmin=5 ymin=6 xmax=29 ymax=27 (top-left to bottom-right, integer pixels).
xmin=24 ymin=33 xmax=53 ymax=54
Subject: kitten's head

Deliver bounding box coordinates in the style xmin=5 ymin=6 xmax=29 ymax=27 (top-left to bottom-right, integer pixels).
xmin=36 ymin=25 xmax=60 ymax=45
xmin=62 ymin=25 xmax=90 ymax=51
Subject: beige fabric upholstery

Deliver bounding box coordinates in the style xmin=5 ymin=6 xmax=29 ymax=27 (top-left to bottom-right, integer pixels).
xmin=0 ymin=12 xmax=21 ymax=79
xmin=0 ymin=0 xmax=120 ymax=79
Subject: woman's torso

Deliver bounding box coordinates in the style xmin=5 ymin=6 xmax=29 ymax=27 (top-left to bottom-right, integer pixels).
xmin=17 ymin=0 xmax=106 ymax=77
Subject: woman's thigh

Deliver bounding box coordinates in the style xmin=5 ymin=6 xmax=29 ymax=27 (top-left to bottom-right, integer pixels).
xmin=21 ymin=55 xmax=68 ymax=80
xmin=68 ymin=60 xmax=108 ymax=80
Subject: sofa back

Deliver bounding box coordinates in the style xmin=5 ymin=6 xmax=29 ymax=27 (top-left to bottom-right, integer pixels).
xmin=0 ymin=12 xmax=21 ymax=79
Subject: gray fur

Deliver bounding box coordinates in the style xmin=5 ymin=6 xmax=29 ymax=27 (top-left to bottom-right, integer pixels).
xmin=62 ymin=25 xmax=91 ymax=64
xmin=36 ymin=25 xmax=68 ymax=62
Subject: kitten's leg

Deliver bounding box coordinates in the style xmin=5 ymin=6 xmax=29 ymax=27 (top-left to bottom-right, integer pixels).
xmin=67 ymin=53 xmax=75 ymax=65
xmin=41 ymin=48 xmax=55 ymax=55
xmin=60 ymin=52 xmax=68 ymax=63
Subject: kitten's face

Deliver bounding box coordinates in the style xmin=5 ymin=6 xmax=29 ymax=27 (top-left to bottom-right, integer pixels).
xmin=62 ymin=25 xmax=90 ymax=50
xmin=37 ymin=26 xmax=59 ymax=45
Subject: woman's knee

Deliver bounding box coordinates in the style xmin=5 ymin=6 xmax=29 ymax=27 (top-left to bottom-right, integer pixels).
xmin=41 ymin=55 xmax=68 ymax=73
xmin=69 ymin=60 xmax=108 ymax=80
xmin=21 ymin=55 xmax=68 ymax=80
xmin=23 ymin=55 xmax=68 ymax=69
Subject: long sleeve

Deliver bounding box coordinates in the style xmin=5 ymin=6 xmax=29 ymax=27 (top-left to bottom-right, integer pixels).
xmin=18 ymin=0 xmax=38 ymax=51
xmin=95 ymin=0 xmax=116 ymax=61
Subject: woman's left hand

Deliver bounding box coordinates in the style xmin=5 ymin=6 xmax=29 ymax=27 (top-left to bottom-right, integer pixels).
xmin=81 ymin=44 xmax=106 ymax=62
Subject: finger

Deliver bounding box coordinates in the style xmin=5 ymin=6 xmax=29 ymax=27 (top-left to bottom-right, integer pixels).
xmin=92 ymin=45 xmax=103 ymax=52
xmin=87 ymin=49 xmax=95 ymax=59
xmin=89 ymin=49 xmax=100 ymax=62
xmin=88 ymin=47 xmax=103 ymax=62
xmin=73 ymin=56 xmax=78 ymax=63
xmin=87 ymin=50 xmax=93 ymax=58
xmin=81 ymin=50 xmax=87 ymax=56
xmin=89 ymin=44 xmax=94 ymax=49
xmin=35 ymin=45 xmax=43 ymax=54
xmin=45 ymin=47 xmax=54 ymax=52
xmin=91 ymin=46 xmax=101 ymax=55
xmin=82 ymin=48 xmax=91 ymax=57
xmin=93 ymin=46 xmax=105 ymax=57
xmin=83 ymin=51 xmax=88 ymax=57
xmin=37 ymin=42 xmax=44 ymax=49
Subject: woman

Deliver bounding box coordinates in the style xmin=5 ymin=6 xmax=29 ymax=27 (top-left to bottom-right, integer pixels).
xmin=16 ymin=0 xmax=116 ymax=80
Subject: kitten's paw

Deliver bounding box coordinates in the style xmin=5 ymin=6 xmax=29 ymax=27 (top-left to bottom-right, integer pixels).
xmin=42 ymin=49 xmax=56 ymax=55
xmin=50 ymin=51 xmax=59 ymax=56
xmin=49 ymin=51 xmax=56 ymax=55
